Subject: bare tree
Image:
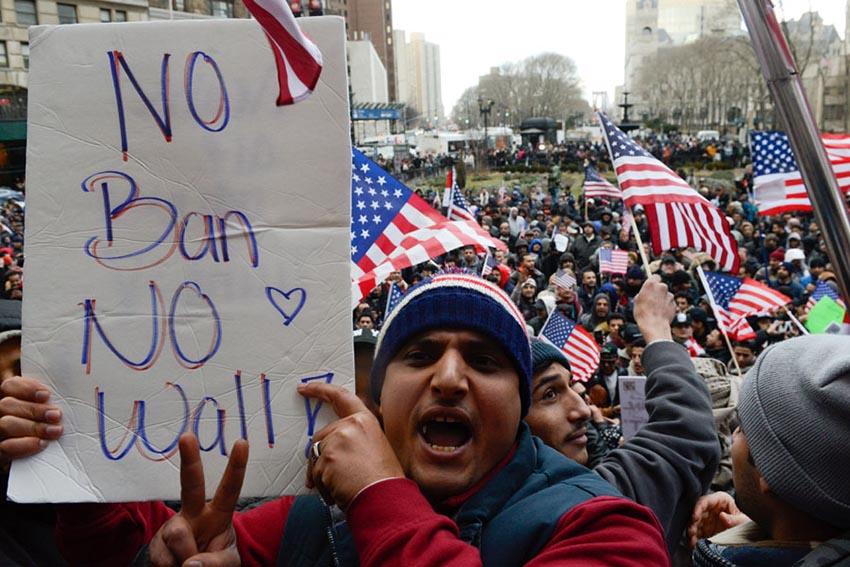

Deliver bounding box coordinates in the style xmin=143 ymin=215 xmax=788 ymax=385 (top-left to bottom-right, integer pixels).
xmin=452 ymin=53 xmax=588 ymax=126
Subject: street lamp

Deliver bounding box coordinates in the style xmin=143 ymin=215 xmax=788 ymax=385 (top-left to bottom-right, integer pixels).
xmin=478 ymin=96 xmax=494 ymax=168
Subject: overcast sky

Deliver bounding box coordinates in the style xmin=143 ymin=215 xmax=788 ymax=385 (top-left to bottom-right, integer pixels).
xmin=391 ymin=0 xmax=847 ymax=114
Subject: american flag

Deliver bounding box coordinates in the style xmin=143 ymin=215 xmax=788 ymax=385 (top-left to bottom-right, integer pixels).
xmin=383 ymin=282 xmax=404 ymax=322
xmin=806 ymin=279 xmax=846 ymax=312
xmin=599 ymin=112 xmax=739 ymax=274
xmin=349 ymin=149 xmax=505 ymax=302
xmin=447 ymin=170 xmax=477 ymax=223
xmin=584 ymin=165 xmax=622 ymax=199
xmin=751 ymin=131 xmax=850 ymax=216
xmin=481 ymin=253 xmax=500 ymax=277
xmin=599 ymin=249 xmax=630 ymax=274
xmin=553 ymin=268 xmax=577 ymax=291
xmin=684 ymin=337 xmax=705 ymax=358
xmin=540 ymin=310 xmax=600 ymax=382
xmin=700 ymin=271 xmax=790 ymax=341
xmin=242 ymin=0 xmax=323 ymax=105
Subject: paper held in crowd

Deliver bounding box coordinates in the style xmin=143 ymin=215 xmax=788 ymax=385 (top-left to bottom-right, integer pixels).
xmin=618 ymin=376 xmax=649 ymax=441
xmin=11 ymin=16 xmax=353 ymax=502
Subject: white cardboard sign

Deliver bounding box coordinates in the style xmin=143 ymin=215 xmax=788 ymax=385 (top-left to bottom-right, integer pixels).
xmin=618 ymin=376 xmax=649 ymax=441
xmin=11 ymin=17 xmax=353 ymax=502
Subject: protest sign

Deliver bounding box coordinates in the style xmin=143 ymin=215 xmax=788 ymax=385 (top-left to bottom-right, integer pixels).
xmin=805 ymin=296 xmax=847 ymax=334
xmin=618 ymin=376 xmax=648 ymax=440
xmin=10 ymin=16 xmax=352 ymax=502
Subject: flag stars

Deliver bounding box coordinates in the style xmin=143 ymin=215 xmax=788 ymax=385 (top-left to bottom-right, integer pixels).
xmin=360 ymin=229 xmax=370 ymax=239
xmin=360 ymin=163 xmax=370 ymax=173
xmin=384 ymin=201 xmax=393 ymax=210
xmin=356 ymin=200 xmax=365 ymax=210
xmin=354 ymin=187 xmax=364 ymax=196
xmin=368 ymin=187 xmax=377 ymax=196
xmin=352 ymin=173 xmax=360 ymax=182
xmin=380 ymin=189 xmax=389 ymax=198
xmin=358 ymin=214 xmax=368 ymax=224
xmin=370 ymin=201 xmax=380 ymax=210
xmin=393 ymin=189 xmax=403 ymax=198
xmin=377 ymin=176 xmax=386 ymax=186
xmin=372 ymin=214 xmax=382 ymax=224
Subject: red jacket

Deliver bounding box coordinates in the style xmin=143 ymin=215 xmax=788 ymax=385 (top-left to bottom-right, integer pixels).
xmin=56 ymin=478 xmax=668 ymax=566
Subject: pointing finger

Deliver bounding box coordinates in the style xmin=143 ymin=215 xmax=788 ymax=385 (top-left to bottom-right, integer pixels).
xmin=297 ymin=382 xmax=367 ymax=419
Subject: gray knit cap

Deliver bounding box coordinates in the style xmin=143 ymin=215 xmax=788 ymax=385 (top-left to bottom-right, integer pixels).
xmin=739 ymin=334 xmax=850 ymax=529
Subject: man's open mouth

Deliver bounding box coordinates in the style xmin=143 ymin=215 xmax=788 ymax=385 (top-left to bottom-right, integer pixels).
xmin=418 ymin=412 xmax=472 ymax=452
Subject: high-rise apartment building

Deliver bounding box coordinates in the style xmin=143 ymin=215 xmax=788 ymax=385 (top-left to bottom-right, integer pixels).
xmin=394 ymin=29 xmax=443 ymax=128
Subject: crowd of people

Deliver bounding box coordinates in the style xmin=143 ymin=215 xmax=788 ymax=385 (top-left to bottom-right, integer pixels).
xmin=1 ymin=159 xmax=849 ymax=566
xmin=374 ymin=130 xmax=747 ymax=182
xmin=0 ymin=194 xmax=24 ymax=303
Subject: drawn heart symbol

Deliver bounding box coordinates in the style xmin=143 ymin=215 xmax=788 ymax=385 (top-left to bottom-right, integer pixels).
xmin=265 ymin=286 xmax=307 ymax=327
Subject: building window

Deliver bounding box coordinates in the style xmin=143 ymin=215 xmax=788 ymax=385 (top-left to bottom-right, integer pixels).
xmin=21 ymin=42 xmax=28 ymax=69
xmin=15 ymin=0 xmax=37 ymax=26
xmin=57 ymin=3 xmax=78 ymax=24
xmin=100 ymin=8 xmax=111 ymax=21
xmin=0 ymin=42 xmax=7 ymax=67
xmin=824 ymin=105 xmax=843 ymax=121
xmin=210 ymin=0 xmax=232 ymax=17
xmin=115 ymin=9 xmax=126 ymax=21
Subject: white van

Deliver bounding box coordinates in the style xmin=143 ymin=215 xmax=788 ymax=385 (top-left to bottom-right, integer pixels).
xmin=696 ymin=130 xmax=721 ymax=142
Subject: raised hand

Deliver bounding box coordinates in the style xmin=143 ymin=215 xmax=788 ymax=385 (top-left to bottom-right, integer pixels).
xmin=299 ymin=382 xmax=404 ymax=510
xmin=148 ymin=434 xmax=248 ymax=567
xmin=633 ymin=275 xmax=677 ymax=344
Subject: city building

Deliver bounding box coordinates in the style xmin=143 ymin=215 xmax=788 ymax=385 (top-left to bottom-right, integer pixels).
xmin=393 ymin=29 xmax=443 ymax=128
xmin=343 ymin=0 xmax=395 ymax=101
xmin=622 ymin=0 xmax=742 ymax=121
xmin=784 ymin=11 xmax=848 ymax=133
xmin=0 ymin=0 xmax=151 ymax=185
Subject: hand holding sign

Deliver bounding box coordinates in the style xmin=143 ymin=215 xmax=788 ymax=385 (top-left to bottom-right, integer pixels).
xmin=149 ymin=434 xmax=248 ymax=567
xmin=0 ymin=376 xmax=63 ymax=466
xmin=298 ymin=382 xmax=404 ymax=510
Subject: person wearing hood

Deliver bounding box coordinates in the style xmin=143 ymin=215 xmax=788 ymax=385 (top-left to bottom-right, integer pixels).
xmin=508 ymin=206 xmax=527 ymax=238
xmin=623 ymin=265 xmax=646 ymax=299
xmin=597 ymin=208 xmax=618 ymax=236
xmin=579 ymin=292 xmax=611 ymax=333
xmin=569 ymin=222 xmax=603 ymax=272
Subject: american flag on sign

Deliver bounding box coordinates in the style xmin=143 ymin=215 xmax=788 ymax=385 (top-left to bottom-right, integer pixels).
xmin=349 ymin=149 xmax=505 ymax=302
xmin=383 ymin=282 xmax=404 ymax=322
xmin=540 ymin=310 xmax=600 ymax=382
xmin=806 ymin=279 xmax=846 ymax=312
xmin=599 ymin=249 xmax=630 ymax=275
xmin=584 ymin=165 xmax=622 ymax=199
xmin=599 ymin=112 xmax=739 ymax=274
xmin=553 ymin=269 xmax=577 ymax=291
xmin=751 ymin=131 xmax=850 ymax=216
xmin=700 ymin=270 xmax=790 ymax=341
xmin=242 ymin=0 xmax=323 ymax=106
